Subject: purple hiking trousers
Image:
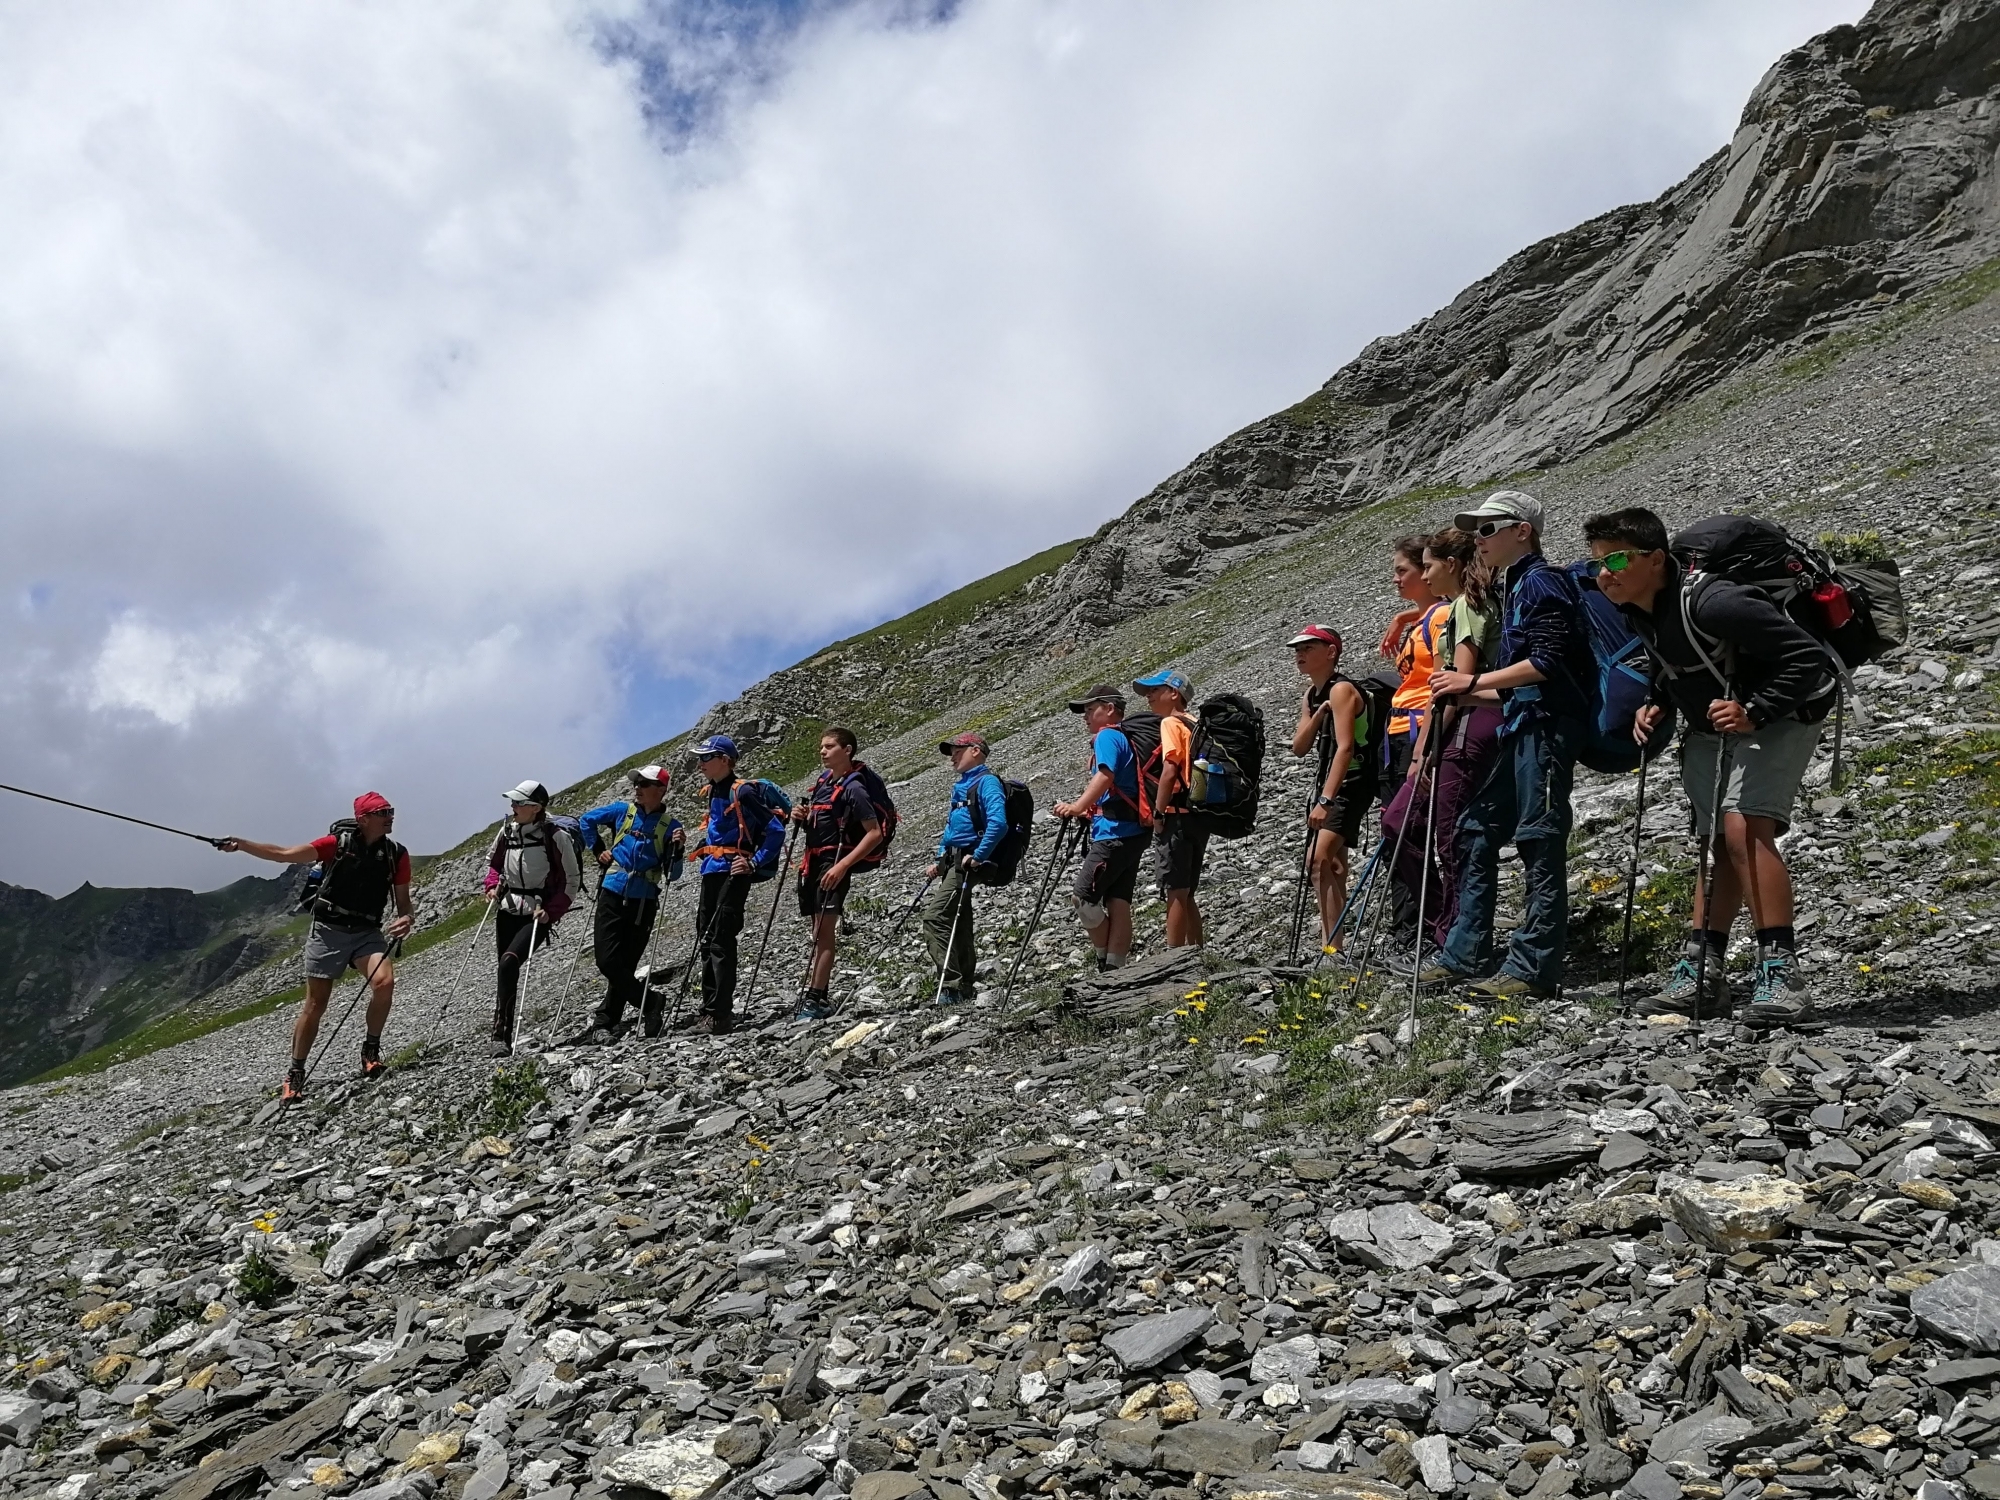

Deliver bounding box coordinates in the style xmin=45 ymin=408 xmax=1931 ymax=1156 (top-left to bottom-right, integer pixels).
xmin=1377 ymin=702 xmax=1503 ymax=949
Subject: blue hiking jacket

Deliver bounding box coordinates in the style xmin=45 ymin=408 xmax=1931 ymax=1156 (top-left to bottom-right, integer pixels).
xmin=694 ymin=777 xmax=787 ymax=877
xmin=578 ymin=800 xmax=684 ymax=899
xmin=937 ymin=767 xmax=1010 ymax=862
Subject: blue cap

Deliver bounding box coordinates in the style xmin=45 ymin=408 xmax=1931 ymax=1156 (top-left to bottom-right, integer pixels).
xmin=1132 ymin=669 xmax=1191 ymax=698
xmin=691 ymin=734 xmax=738 ymax=761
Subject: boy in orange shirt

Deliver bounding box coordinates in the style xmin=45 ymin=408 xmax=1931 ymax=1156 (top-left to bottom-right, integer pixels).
xmin=1136 ymin=669 xmax=1206 ymax=948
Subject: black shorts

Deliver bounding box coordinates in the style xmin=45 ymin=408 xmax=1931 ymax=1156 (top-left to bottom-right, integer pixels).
xmin=1322 ymin=776 xmax=1376 ymax=846
xmin=1074 ymin=836 xmax=1149 ymax=908
xmin=1154 ymin=819 xmax=1210 ymax=895
xmin=797 ymin=855 xmax=851 ymax=918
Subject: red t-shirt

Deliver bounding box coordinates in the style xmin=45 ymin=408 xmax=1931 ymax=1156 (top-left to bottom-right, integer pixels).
xmin=311 ymin=834 xmax=412 ymax=885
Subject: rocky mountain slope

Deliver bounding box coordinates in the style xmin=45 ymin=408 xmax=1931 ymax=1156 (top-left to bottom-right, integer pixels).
xmin=0 ymin=875 xmax=300 ymax=1088
xmin=11 ymin=7 xmax=2000 ymax=1500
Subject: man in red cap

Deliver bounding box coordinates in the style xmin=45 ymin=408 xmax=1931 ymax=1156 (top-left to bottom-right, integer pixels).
xmin=223 ymin=792 xmax=414 ymax=1101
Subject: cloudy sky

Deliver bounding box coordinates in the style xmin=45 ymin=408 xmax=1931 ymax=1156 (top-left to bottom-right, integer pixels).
xmin=0 ymin=0 xmax=1861 ymax=896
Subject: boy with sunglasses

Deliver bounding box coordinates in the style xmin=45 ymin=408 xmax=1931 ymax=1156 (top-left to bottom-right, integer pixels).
xmin=1584 ymin=506 xmax=1835 ymax=1025
xmin=1426 ymin=491 xmax=1595 ymax=1000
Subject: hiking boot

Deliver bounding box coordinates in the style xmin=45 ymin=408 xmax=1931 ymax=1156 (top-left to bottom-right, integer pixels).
xmin=1743 ymin=950 xmax=1810 ymax=1028
xmin=1411 ymin=961 xmax=1477 ymax=987
xmin=794 ymin=989 xmax=837 ymax=1022
xmin=280 ymin=1063 xmax=306 ymax=1105
xmin=1466 ymin=973 xmax=1557 ymax=1002
xmin=641 ymin=1000 xmax=666 ymax=1038
xmin=1636 ymin=956 xmax=1731 ymax=1018
xmin=690 ymin=1011 xmax=734 ymax=1036
xmin=567 ymin=1026 xmax=614 ymax=1048
xmin=934 ymin=987 xmax=967 ymax=1007
xmin=487 ymin=1037 xmax=513 ymax=1059
xmin=360 ymin=1039 xmax=386 ymax=1081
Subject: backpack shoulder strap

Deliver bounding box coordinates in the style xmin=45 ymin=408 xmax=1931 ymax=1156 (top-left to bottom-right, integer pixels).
xmin=1679 ymin=574 xmax=1737 ymax=690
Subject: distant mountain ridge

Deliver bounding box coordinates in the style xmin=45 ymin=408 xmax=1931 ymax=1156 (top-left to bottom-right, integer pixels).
xmin=0 ymin=874 xmax=298 ymax=1085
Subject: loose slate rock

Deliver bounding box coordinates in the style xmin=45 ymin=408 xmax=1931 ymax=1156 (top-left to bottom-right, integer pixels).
xmin=1328 ymin=1203 xmax=1454 ymax=1271
xmin=601 ymin=1426 xmax=733 ymax=1499
xmin=322 ymin=1217 xmax=386 ymax=1279
xmin=1507 ymin=1240 xmax=1618 ymax=1280
xmin=1226 ymin=1477 xmax=1408 ymax=1500
xmin=1913 ymin=1265 xmax=2000 ymax=1353
xmin=938 ymin=1180 xmax=1027 ymax=1220
xmin=1667 ymin=1175 xmax=1804 ymax=1249
xmin=1155 ymin=1418 xmax=1280 ymax=1477
xmin=1104 ymin=1305 xmax=1214 ymax=1370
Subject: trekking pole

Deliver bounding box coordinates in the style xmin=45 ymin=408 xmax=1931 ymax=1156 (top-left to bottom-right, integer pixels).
xmin=1000 ymin=818 xmax=1082 ymax=1007
xmin=1615 ymin=749 xmax=1654 ymax=1014
xmin=511 ymin=901 xmax=543 ymax=1053
xmin=744 ymin=821 xmax=802 ymax=1012
xmin=1349 ymin=788 xmax=1421 ymax=983
xmin=887 ymin=875 xmax=937 ymax=943
xmin=932 ymin=874 xmax=973 ymax=1006
xmin=547 ymin=859 xmax=600 ymax=1042
xmin=1313 ymin=837 xmax=1384 ymax=968
xmin=1288 ymin=733 xmax=1335 ymax=965
xmin=1404 ymin=712 xmax=1451 ymax=1038
xmin=435 ymin=892 xmax=497 ymax=1041
xmin=1691 ymin=731 xmax=1737 ymax=1033
xmin=306 ymin=937 xmax=402 ymax=1085
xmin=0 ymin=781 xmax=229 ymax=847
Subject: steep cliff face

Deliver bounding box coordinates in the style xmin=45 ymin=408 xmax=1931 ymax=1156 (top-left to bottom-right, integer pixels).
xmin=0 ymin=874 xmax=297 ymax=1085
xmin=1020 ymin=0 xmax=2000 ymax=637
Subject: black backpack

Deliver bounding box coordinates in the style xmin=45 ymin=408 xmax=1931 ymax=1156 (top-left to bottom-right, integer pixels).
xmin=1186 ymin=694 xmax=1265 ymax=840
xmin=1109 ymin=713 xmax=1165 ymax=822
xmin=968 ymin=771 xmax=1036 ymax=886
xmin=298 ymin=818 xmax=404 ymax=924
xmin=1671 ymin=515 xmax=1907 ymax=670
xmin=1319 ymin=673 xmax=1394 ymax=775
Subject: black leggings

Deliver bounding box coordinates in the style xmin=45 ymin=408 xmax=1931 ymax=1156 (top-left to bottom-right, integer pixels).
xmin=493 ymin=911 xmax=547 ymax=1037
xmin=698 ymin=872 xmax=754 ymax=1018
xmin=592 ymin=890 xmax=658 ymax=1028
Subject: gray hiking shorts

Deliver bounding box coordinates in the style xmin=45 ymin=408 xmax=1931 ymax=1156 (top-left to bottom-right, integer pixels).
xmin=1681 ymin=717 xmax=1821 ymax=838
xmin=305 ymin=923 xmax=390 ymax=981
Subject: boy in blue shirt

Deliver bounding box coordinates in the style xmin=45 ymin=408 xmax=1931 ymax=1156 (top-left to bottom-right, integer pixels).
xmin=685 ymin=734 xmax=786 ymax=1034
xmin=922 ymin=731 xmax=1010 ymax=1005
xmin=575 ymin=765 xmax=685 ymax=1041
xmin=1053 ymin=684 xmax=1153 ymax=970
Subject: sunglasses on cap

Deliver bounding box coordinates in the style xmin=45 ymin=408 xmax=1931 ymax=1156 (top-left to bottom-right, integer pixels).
xmin=1473 ymin=517 xmax=1526 ymax=538
xmin=1583 ymin=548 xmax=1653 ymax=577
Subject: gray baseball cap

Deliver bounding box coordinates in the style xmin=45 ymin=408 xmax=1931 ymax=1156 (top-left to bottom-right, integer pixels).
xmin=1453 ymin=489 xmax=1544 ymax=534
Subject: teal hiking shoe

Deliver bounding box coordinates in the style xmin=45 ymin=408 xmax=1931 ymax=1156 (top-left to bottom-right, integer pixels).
xmin=1742 ymin=949 xmax=1810 ymax=1028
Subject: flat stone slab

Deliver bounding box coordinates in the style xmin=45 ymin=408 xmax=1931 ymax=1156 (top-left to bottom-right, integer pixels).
xmin=1104 ymin=1305 xmax=1214 ymax=1371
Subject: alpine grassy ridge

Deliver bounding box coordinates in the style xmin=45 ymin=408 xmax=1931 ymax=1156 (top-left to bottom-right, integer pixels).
xmin=11 ymin=5 xmax=2000 ymax=1500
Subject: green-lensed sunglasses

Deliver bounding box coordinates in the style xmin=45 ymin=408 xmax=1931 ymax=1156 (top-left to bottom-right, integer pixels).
xmin=1584 ymin=548 xmax=1653 ymax=577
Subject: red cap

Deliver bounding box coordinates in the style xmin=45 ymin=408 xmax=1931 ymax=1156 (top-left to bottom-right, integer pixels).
xmin=1285 ymin=624 xmax=1341 ymax=649
xmin=353 ymin=791 xmax=394 ymax=816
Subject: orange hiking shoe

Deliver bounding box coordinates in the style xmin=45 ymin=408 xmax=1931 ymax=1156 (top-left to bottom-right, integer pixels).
xmin=360 ymin=1037 xmax=385 ymax=1081
xmin=281 ymin=1063 xmax=306 ymax=1104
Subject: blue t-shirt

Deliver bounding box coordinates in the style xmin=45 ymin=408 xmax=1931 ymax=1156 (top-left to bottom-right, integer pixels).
xmin=1091 ymin=726 xmax=1144 ymax=842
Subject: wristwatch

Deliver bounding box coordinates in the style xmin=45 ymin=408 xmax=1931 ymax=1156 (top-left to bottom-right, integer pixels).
xmin=1316 ymin=795 xmax=1338 ymax=810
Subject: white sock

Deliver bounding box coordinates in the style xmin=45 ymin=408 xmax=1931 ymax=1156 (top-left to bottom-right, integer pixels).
xmin=1093 ymin=947 xmax=1108 ymax=965
xmin=1104 ymin=951 xmax=1128 ymax=969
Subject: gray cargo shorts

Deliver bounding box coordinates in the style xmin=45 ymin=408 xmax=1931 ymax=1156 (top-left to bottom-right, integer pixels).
xmin=1681 ymin=716 xmax=1822 ymax=837
xmin=304 ymin=923 xmax=390 ymax=981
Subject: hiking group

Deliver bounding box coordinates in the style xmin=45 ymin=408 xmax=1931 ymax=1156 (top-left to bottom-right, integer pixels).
xmin=219 ymin=487 xmax=1900 ymax=1098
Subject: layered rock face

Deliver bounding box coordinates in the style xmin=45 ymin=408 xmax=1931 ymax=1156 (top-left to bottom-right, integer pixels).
xmin=1023 ymin=0 xmax=2000 ymax=637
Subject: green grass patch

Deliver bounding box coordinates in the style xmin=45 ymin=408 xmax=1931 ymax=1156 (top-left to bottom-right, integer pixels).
xmin=1781 ymin=252 xmax=2000 ymax=385
xmin=236 ymin=1248 xmax=294 ymax=1310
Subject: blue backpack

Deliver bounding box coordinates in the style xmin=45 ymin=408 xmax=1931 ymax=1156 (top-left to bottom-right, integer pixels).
xmin=1563 ymin=561 xmax=1677 ymax=774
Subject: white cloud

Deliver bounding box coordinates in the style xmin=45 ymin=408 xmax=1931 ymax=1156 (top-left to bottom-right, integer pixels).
xmin=0 ymin=0 xmax=1862 ymax=892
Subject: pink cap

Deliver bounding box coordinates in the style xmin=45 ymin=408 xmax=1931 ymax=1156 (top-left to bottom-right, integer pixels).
xmin=353 ymin=791 xmax=394 ymax=816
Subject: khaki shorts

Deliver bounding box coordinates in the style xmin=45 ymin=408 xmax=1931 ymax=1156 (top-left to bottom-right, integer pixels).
xmin=1681 ymin=717 xmax=1822 ymax=837
xmin=304 ymin=923 xmax=389 ymax=981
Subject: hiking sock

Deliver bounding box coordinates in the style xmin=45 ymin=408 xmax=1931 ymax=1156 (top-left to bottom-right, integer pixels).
xmin=364 ymin=1032 xmax=382 ymax=1053
xmin=1104 ymin=951 xmax=1128 ymax=970
xmin=1754 ymin=925 xmax=1797 ymax=956
xmin=1093 ymin=947 xmax=1108 ymax=968
xmin=1696 ymin=928 xmax=1727 ymax=960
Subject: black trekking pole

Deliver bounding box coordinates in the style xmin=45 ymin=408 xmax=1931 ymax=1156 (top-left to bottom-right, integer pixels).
xmin=887 ymin=875 xmax=938 ymax=943
xmin=435 ymin=893 xmax=496 ymax=1043
xmin=1316 ymin=837 xmax=1385 ymax=967
xmin=1288 ymin=732 xmax=1336 ymax=965
xmin=744 ymin=821 xmax=802 ymax=1013
xmin=0 ymin=781 xmax=230 ymax=847
xmin=1691 ymin=730 xmax=1737 ymax=1033
xmin=1615 ymin=749 xmax=1654 ymax=1014
xmin=1349 ymin=785 xmax=1421 ymax=984
xmin=305 ymin=937 xmax=403 ymax=1086
xmin=1000 ymin=819 xmax=1083 ymax=1007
